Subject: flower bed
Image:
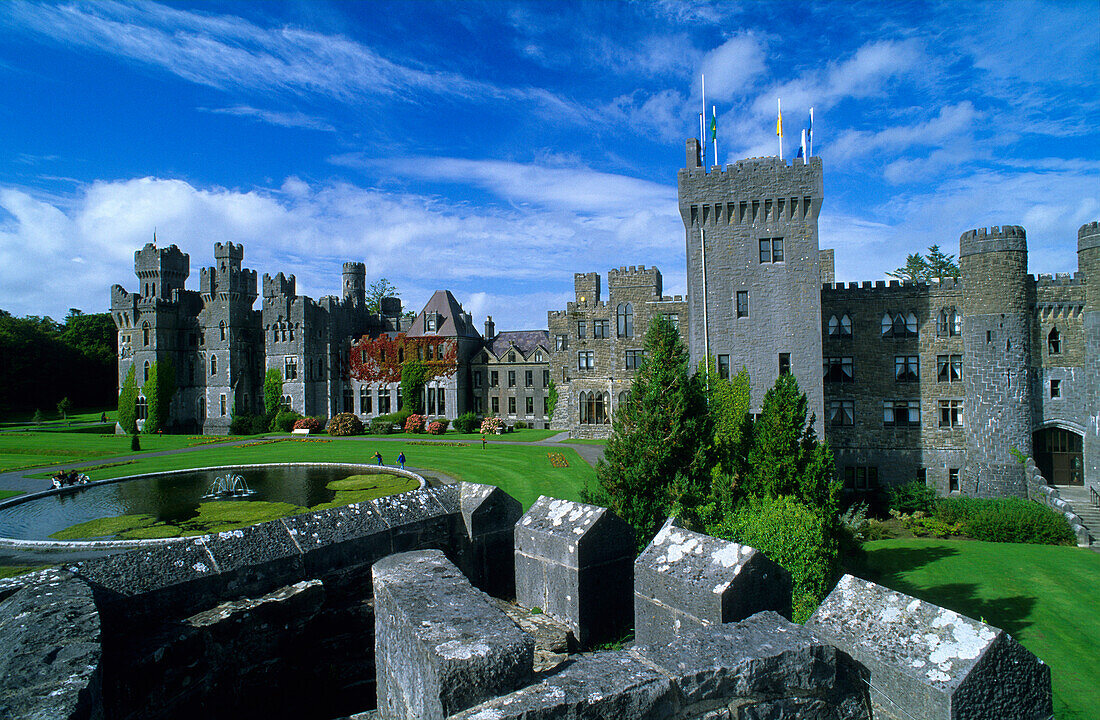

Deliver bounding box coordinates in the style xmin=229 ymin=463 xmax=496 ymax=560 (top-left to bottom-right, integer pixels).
xmin=547 ymin=452 xmax=569 ymax=468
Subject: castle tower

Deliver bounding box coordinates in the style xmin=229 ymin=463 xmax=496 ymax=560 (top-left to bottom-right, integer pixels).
xmin=134 ymin=242 xmax=189 ymax=301
xmin=574 ymin=272 xmax=601 ymax=305
xmin=1078 ymin=222 xmax=1100 ymax=490
xmin=343 ymin=262 xmax=366 ymax=306
xmin=678 ymin=147 xmax=825 ymax=426
xmin=960 ymin=226 xmax=1033 ymax=497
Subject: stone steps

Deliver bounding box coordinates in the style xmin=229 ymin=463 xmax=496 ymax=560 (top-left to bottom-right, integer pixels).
xmin=1053 ymin=486 xmax=1100 ymax=544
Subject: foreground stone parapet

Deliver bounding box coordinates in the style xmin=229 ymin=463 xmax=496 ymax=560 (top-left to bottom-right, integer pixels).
xmin=515 ymin=496 xmax=634 ymax=646
xmin=452 ymin=611 xmax=871 ymax=720
xmin=457 ymin=483 xmax=523 ymax=597
xmin=806 ymin=574 xmax=1052 ymax=720
xmin=0 ymin=569 xmax=103 ymax=720
xmin=634 ymin=517 xmax=792 ymax=646
xmin=373 ymin=550 xmax=534 ymax=720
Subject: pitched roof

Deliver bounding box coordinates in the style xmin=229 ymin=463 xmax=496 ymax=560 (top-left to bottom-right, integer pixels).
xmin=484 ymin=329 xmax=550 ymax=360
xmin=405 ymin=290 xmax=481 ymax=339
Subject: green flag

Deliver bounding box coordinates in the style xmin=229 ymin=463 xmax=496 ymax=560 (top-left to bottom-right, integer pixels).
xmin=710 ymin=113 xmax=717 ymax=141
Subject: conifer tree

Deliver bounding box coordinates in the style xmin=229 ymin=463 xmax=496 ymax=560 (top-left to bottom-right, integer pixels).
xmin=142 ymin=359 xmax=177 ymax=434
xmin=594 ymin=316 xmax=711 ymax=549
xmin=117 ymin=365 xmax=138 ymax=435
xmin=400 ymin=358 xmax=426 ymax=412
xmin=705 ymin=364 xmax=752 ymax=516
xmin=263 ymin=368 xmax=283 ymax=416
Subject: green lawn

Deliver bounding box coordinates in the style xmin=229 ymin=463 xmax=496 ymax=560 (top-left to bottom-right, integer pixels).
xmin=0 ymin=432 xmax=234 ymax=472
xmin=561 ymin=438 xmax=607 ymax=446
xmin=445 ymin=429 xmax=562 ymax=442
xmin=0 ymin=408 xmax=114 ymax=429
xmin=0 ymin=490 xmax=23 ymax=501
xmin=847 ymin=539 xmax=1100 ymax=720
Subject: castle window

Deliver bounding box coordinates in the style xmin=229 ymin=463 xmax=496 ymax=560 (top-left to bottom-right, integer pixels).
xmin=475 ymin=396 xmax=483 ymax=413
xmin=506 ymin=396 xmax=515 ymax=415
xmin=949 ymin=469 xmax=960 ymax=493
xmin=508 ymin=350 xmax=517 ymax=362
xmin=939 ymin=399 xmax=964 ymax=427
xmin=490 ymin=371 xmax=499 ymax=387
xmin=662 ymin=313 xmax=679 ymax=332
xmin=736 ymin=291 xmax=749 ymax=318
xmin=938 ymin=307 xmax=961 ymax=336
xmin=618 ymin=390 xmax=631 ymax=409
xmin=143 ymin=360 xmax=150 ymax=383
xmin=594 ymin=319 xmax=610 ymax=338
xmin=824 ymin=357 xmax=853 ymax=383
xmin=535 ymin=350 xmax=544 ymax=362
xmin=1048 ymin=327 xmax=1061 ymax=355
xmin=289 ymin=327 xmax=294 ymax=341
xmin=883 ymin=400 xmax=920 ymax=427
xmin=526 ymin=396 xmax=534 ymax=416
xmin=142 ymin=322 xmax=149 ymax=346
xmin=577 ymin=321 xmax=586 ymax=339
xmin=828 ymin=314 xmax=852 ymax=337
xmin=508 ymin=370 xmax=516 ymax=388
xmin=219 ymin=321 xmax=226 ymax=341
xmin=210 ymin=355 xmax=217 ymax=376
xmin=882 ymin=311 xmax=918 ymax=338
xmin=491 ymin=396 xmax=499 ymax=414
xmin=273 ymin=328 xmax=279 ymax=343
xmin=894 ymin=356 xmax=919 ymax=383
xmin=542 ymin=369 xmax=550 ymax=386
xmin=779 ymin=353 xmax=791 ymax=376
xmin=1050 ymin=379 xmax=1061 ymax=398
xmin=759 ymin=238 xmax=784 ymax=263
xmin=579 ymin=391 xmax=609 ymax=425
xmin=282 ymin=395 xmax=292 ymax=411
xmin=428 ymin=387 xmax=436 ymax=415
xmin=828 ymin=400 xmax=854 ymax=426
xmin=543 ymin=396 xmax=550 ymax=416
xmin=578 ymin=351 xmax=595 ymax=370
xmin=220 ymin=394 xmax=227 ymax=417
xmin=625 ymin=349 xmax=645 ymax=370
xmin=717 ymin=354 xmax=730 ymax=380
xmin=378 ymin=388 xmax=391 ymax=414
xmin=425 ymin=313 xmax=437 ymax=332
xmin=555 ymin=335 xmax=568 ymax=351
xmin=284 ymin=356 xmax=298 ymax=381
xmin=437 ymin=388 xmax=445 ymax=415
xmin=843 ymin=467 xmax=878 ymax=491
xmin=473 ymin=371 xmax=482 ymax=389
xmin=397 ymin=387 xmax=402 ymax=409
xmin=188 ymin=359 xmax=195 ymax=384
xmin=937 ymin=355 xmax=962 ymax=382
xmin=525 ymin=370 xmax=533 ymax=387
xmin=360 ymin=386 xmax=372 ymax=414
xmin=398 ymin=348 xmax=404 ymax=363
xmin=426 ymin=344 xmax=434 ymax=361
xmin=136 ymin=396 xmax=147 ymax=421
xmin=616 ymin=304 xmax=634 ymax=338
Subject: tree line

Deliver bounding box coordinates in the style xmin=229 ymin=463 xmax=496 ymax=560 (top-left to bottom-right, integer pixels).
xmin=0 ymin=309 xmax=116 ymax=415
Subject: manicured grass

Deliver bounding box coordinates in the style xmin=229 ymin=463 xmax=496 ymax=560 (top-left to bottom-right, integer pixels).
xmin=0 ymin=565 xmax=50 ymax=579
xmin=445 ymin=429 xmax=562 ymax=442
xmin=0 ymin=490 xmax=23 ymax=500
xmin=0 ymin=408 xmax=113 ymax=428
xmin=0 ymin=432 xmax=235 ymax=472
xmin=847 ymin=539 xmax=1100 ymax=720
xmin=561 ymin=438 xmax=607 ymax=446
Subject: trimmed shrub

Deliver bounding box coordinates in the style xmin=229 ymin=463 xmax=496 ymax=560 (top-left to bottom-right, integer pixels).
xmin=453 ymin=411 xmax=478 ymax=434
xmin=293 ymin=416 xmax=325 ymax=433
xmin=427 ymin=420 xmax=446 ymax=435
xmin=251 ymin=413 xmax=272 ymax=435
xmin=404 ymin=414 xmax=426 ymax=433
xmin=230 ymin=413 xmax=256 ymax=435
xmin=433 ymin=418 xmax=450 ymax=431
xmin=514 ymin=420 xmax=528 ymax=429
xmin=274 ymin=410 xmax=303 ymax=433
xmin=710 ymin=494 xmax=838 ymax=623
xmin=327 ymin=413 xmax=364 ymax=437
xmin=370 ymin=419 xmax=394 ymax=435
xmin=935 ymin=497 xmax=1075 ymax=545
xmin=480 ymin=416 xmax=504 ymax=434
xmin=887 ymin=480 xmax=937 ymax=514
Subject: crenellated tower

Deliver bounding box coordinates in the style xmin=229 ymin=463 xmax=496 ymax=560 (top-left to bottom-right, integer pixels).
xmin=678 ymin=143 xmax=825 ymax=426
xmin=960 ymin=226 xmax=1033 ymax=497
xmin=343 ymin=262 xmax=366 ymax=306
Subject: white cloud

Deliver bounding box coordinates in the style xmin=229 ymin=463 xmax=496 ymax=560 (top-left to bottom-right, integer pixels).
xmin=700 ymin=35 xmax=767 ymax=102
xmin=200 ymin=106 xmax=335 ymax=132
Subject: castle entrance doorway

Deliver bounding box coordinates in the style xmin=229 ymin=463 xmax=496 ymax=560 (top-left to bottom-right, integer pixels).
xmin=1033 ymin=428 xmax=1083 ymax=485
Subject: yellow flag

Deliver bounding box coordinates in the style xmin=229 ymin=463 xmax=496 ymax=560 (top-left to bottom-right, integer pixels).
xmin=776 ymin=109 xmax=783 ymax=138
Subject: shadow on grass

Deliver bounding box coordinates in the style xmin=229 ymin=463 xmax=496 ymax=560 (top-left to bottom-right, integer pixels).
xmin=844 ymin=544 xmax=1036 ymax=636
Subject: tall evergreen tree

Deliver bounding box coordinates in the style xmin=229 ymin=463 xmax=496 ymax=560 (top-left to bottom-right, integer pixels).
xmin=263 ymin=368 xmax=283 ymax=416
xmin=705 ymin=364 xmax=752 ymax=516
xmin=400 ymin=358 xmax=426 ymax=412
xmin=142 ymin=359 xmax=177 ymax=434
xmin=117 ymin=365 xmax=138 ymax=435
xmin=594 ymin=316 xmax=711 ymax=549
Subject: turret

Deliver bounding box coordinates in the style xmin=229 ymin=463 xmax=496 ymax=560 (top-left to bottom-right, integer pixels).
xmin=343 ymin=262 xmax=366 ymax=306
xmin=959 ymin=226 xmax=1032 ymax=497
xmin=574 ymin=272 xmax=601 ymax=305
xmin=200 ymin=243 xmax=257 ymax=301
xmin=263 ymin=272 xmax=296 ymax=299
xmin=134 ymin=242 xmax=189 ymax=301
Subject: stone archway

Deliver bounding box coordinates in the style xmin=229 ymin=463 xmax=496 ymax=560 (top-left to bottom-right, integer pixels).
xmin=1033 ymin=427 xmax=1084 ymax=485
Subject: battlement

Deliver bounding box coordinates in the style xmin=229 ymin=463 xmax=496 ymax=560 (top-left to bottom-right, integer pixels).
xmin=959 ymin=225 xmax=1027 ymax=257
xmin=678 ymin=152 xmax=823 ymax=204
xmin=574 ymin=272 xmax=601 ymax=304
xmin=1079 ymin=221 xmax=1100 ymax=252
xmin=213 ymin=242 xmax=244 ymax=261
xmin=821 ymin=276 xmax=963 ymax=295
xmin=263 ymin=272 xmax=296 ymax=298
xmin=1034 ymin=272 xmax=1082 ymax=287
xmin=343 ymin=262 xmax=366 ymax=273
xmin=607 ymin=265 xmax=662 ymax=295
xmin=134 ymin=242 xmax=189 ymax=276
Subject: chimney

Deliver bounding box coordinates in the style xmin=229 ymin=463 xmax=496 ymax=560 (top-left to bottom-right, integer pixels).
xmin=484 ymin=316 xmax=495 ymax=338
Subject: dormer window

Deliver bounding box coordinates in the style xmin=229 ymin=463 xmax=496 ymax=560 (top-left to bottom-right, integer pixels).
xmin=508 ymin=351 xmax=516 ymax=363
xmin=425 ymin=313 xmax=438 ymax=332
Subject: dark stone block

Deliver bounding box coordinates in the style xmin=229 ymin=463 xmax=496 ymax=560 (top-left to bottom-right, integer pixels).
xmin=204 ymin=521 xmax=304 ymax=596
xmin=458 ymin=482 xmax=522 ymax=597
xmin=373 ymin=550 xmax=533 ymax=720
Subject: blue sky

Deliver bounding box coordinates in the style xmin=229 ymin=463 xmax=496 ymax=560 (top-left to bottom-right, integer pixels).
xmin=1 ymin=1 xmax=1097 ymax=331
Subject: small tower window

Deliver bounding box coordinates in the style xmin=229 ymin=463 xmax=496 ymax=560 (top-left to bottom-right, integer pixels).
xmin=210 ymin=355 xmax=217 ymax=376
xmin=136 ymin=396 xmax=147 ymax=420
xmin=142 ymin=322 xmax=150 ymax=346
xmin=219 ymin=321 xmax=226 ymax=341
xmin=617 ymin=303 xmax=634 ymax=337
xmin=143 ymin=360 xmax=150 ymax=383
xmin=1048 ymin=327 xmax=1061 ymax=355
xmin=938 ymin=307 xmax=961 ymax=336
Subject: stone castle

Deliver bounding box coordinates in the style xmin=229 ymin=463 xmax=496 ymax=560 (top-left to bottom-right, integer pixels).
xmin=112 ymin=138 xmax=1099 ymax=497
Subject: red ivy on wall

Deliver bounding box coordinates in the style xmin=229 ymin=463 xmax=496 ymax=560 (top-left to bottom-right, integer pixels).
xmin=348 ymin=333 xmax=458 ymax=384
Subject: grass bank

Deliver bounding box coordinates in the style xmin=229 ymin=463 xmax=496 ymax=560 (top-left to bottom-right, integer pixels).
xmin=847 ymin=538 xmax=1100 ymax=720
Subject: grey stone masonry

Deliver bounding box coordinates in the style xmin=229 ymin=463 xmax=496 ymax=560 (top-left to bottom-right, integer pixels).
xmin=452 ymin=610 xmax=871 ymax=720
xmin=806 ymin=574 xmax=1052 ymax=720
xmin=514 ymin=496 xmax=634 ymax=646
xmin=634 ymin=517 xmax=791 ymax=646
xmin=373 ymin=550 xmax=534 ymax=720
xmin=1079 ymin=221 xmax=1100 ymax=491
xmin=456 ymin=482 xmax=523 ymax=598
xmin=0 ymin=568 xmax=103 ymax=720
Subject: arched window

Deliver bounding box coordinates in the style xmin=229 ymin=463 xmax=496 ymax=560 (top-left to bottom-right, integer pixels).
xmin=220 ymin=321 xmax=226 ymax=341
xmin=143 ymin=360 xmax=150 ymax=382
xmin=198 ymin=397 xmax=205 ymax=419
xmin=136 ymin=396 xmax=147 ymax=420
xmin=1048 ymin=327 xmax=1061 ymax=355
xmin=617 ymin=303 xmax=634 ymax=338
xmin=210 ymin=355 xmax=217 ymax=376
xmin=618 ymin=390 xmax=631 ymax=410
xmin=828 ymin=314 xmax=852 ymax=337
xmin=881 ymin=313 xmax=892 ymax=336
xmin=142 ymin=322 xmax=150 ymax=346
xmin=938 ymin=307 xmax=961 ymax=336
xmin=579 ymin=391 xmax=588 ymax=424
xmin=282 ymin=395 xmax=292 ymax=410
xmin=272 ymin=327 xmax=279 ymax=343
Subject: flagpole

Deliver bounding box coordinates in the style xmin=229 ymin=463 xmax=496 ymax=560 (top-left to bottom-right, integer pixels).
xmin=712 ymin=106 xmax=718 ymax=167
xmin=777 ymin=98 xmax=783 ymax=161
xmin=809 ymin=107 xmax=814 ymax=158
xmin=701 ymin=73 xmax=706 ymax=166
xmin=801 ymin=129 xmax=807 ymax=165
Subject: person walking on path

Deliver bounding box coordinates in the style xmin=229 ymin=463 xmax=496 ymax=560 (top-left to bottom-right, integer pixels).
xmin=397 ymin=452 xmax=406 ymax=470
xmin=374 ymin=451 xmax=383 ymax=466
xmin=481 ymin=434 xmax=487 ymax=450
